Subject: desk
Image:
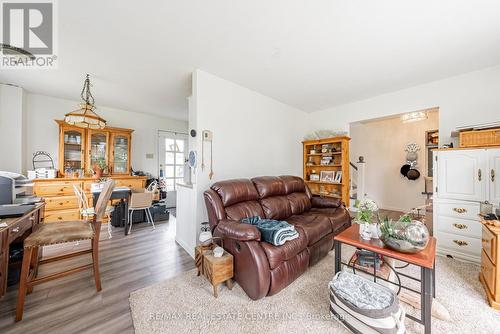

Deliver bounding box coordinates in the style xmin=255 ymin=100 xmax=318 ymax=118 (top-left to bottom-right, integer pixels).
xmin=334 ymin=224 xmax=437 ymax=334
xmin=92 ymin=187 xmax=131 ymax=236
xmin=0 ymin=203 xmax=45 ymax=298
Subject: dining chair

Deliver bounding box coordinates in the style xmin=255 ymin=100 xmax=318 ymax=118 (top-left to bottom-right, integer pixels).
xmin=15 ymin=179 xmax=116 ymax=321
xmin=128 ymin=190 xmax=155 ymax=234
xmin=73 ymin=184 xmax=115 ymax=239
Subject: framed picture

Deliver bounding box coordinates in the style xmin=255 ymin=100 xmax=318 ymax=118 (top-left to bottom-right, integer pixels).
xmin=320 ymin=171 xmax=335 ymax=183
xmin=334 ymin=171 xmax=342 ymax=183
xmin=310 ymin=173 xmax=320 ymax=181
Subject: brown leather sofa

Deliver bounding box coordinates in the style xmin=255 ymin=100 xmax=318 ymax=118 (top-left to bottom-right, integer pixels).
xmin=204 ymin=175 xmax=351 ymax=300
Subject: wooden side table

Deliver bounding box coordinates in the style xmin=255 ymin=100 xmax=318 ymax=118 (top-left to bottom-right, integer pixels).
xmin=203 ymin=251 xmax=233 ymax=298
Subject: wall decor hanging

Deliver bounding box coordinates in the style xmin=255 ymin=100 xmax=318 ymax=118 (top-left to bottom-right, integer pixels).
xmin=400 ymin=143 xmax=421 ymax=181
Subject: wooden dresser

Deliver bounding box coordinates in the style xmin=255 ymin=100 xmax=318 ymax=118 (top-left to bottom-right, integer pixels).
xmin=480 ymin=219 xmax=500 ymax=310
xmin=33 ymin=176 xmax=146 ymax=223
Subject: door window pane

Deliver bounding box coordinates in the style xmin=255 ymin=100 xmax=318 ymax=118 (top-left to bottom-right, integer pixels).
xmin=165 ymin=152 xmax=175 ymax=165
xmin=164 ymin=165 xmax=174 ymax=177
xmin=165 ymin=138 xmax=175 ymax=151
xmin=176 ymin=165 xmax=184 ymax=178
xmin=176 ymin=140 xmax=184 ymax=152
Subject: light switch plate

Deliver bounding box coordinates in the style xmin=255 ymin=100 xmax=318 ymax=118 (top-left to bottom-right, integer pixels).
xmin=146 ymin=153 xmax=154 ymax=159
xmin=202 ymin=130 xmax=213 ymax=142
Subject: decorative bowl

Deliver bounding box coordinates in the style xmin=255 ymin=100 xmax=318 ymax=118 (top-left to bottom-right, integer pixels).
xmin=380 ymin=220 xmax=429 ymax=253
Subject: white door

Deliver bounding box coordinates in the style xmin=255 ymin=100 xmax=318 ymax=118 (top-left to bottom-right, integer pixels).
xmin=437 ymin=150 xmax=486 ymax=201
xmin=488 ymin=148 xmax=500 ymax=203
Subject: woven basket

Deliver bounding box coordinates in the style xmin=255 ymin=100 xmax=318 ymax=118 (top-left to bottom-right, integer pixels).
xmin=459 ymin=128 xmax=500 ymax=148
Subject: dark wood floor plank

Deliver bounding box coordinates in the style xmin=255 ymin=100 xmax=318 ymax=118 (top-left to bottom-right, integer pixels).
xmin=0 ymin=218 xmax=195 ymax=334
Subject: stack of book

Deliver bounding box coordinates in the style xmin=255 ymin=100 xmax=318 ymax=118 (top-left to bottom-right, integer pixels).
xmin=349 ymin=249 xmax=390 ymax=279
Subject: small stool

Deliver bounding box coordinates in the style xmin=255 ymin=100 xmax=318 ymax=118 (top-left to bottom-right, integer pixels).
xmin=203 ymin=251 xmax=233 ymax=298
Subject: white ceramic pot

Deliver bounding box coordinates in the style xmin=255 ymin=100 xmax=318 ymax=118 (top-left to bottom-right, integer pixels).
xmin=358 ymin=222 xmax=372 ymax=240
xmin=368 ymin=223 xmax=381 ymax=239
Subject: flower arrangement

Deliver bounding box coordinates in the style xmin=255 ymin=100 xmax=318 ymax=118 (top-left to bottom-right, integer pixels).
xmin=355 ymin=198 xmax=379 ymax=224
xmin=378 ymin=214 xmax=429 ymax=253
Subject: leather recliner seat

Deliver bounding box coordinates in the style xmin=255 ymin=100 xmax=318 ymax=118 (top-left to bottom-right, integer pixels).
xmin=204 ymin=175 xmax=351 ymax=300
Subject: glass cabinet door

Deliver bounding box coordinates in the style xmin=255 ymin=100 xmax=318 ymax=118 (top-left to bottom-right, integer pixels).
xmin=112 ymin=133 xmax=130 ymax=174
xmin=88 ymin=130 xmax=109 ymax=173
xmin=62 ymin=128 xmax=84 ymax=173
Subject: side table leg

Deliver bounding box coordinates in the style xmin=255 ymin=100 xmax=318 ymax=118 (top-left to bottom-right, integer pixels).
xmin=213 ymin=284 xmax=219 ymax=298
xmin=421 ymin=267 xmax=432 ymax=334
xmin=432 ymin=262 xmax=436 ymax=298
xmin=334 ymin=240 xmax=342 ymax=274
xmin=226 ymin=279 xmax=233 ymax=290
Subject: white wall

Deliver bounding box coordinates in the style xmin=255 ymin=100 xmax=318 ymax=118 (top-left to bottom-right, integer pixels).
xmin=24 ymin=93 xmax=188 ymax=176
xmin=0 ymin=84 xmax=25 ymax=173
xmin=308 ymin=65 xmax=500 ymax=146
xmin=175 ymin=70 xmax=308 ymax=257
xmin=350 ymin=111 xmax=438 ymax=211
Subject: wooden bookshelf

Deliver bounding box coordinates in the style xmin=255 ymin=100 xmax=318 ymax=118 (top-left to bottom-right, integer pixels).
xmin=303 ymin=136 xmax=350 ymax=206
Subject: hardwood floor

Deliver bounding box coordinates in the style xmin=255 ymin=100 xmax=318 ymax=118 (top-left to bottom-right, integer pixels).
xmin=0 ymin=217 xmax=195 ymax=334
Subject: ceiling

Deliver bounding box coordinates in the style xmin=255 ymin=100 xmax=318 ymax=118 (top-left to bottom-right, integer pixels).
xmin=1 ymin=0 xmax=500 ymax=121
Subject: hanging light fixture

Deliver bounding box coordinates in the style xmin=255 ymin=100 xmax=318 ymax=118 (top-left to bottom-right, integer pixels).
xmin=401 ymin=110 xmax=428 ymax=123
xmin=64 ymin=74 xmax=106 ymax=129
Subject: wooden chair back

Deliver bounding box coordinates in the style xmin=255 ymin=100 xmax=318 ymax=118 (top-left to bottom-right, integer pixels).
xmin=94 ymin=179 xmax=115 ymax=222
xmin=73 ymin=184 xmax=85 ymax=210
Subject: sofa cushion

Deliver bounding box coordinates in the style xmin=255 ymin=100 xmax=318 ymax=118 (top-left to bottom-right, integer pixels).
xmin=286 ymin=214 xmax=333 ymax=245
xmin=279 ymin=175 xmax=307 ymax=194
xmin=226 ymin=201 xmax=265 ymax=221
xmin=260 ymin=226 xmax=308 ymax=269
xmin=306 ymin=207 xmax=352 ymax=234
xmin=287 ymin=192 xmax=311 ymax=215
xmin=260 ymin=196 xmax=292 ymax=220
xmin=212 ymin=179 xmax=259 ymax=207
xmin=251 ymin=176 xmax=286 ymax=199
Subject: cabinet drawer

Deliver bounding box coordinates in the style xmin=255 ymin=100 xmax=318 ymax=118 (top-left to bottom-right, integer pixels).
xmin=482 ymin=225 xmax=497 ymax=265
xmin=437 ymin=215 xmax=482 ymax=238
xmin=8 ymin=215 xmax=34 ymax=243
xmin=481 ymin=250 xmax=496 ymax=296
xmin=35 ymin=181 xmax=82 ymax=196
xmin=115 ymin=179 xmax=145 ymax=189
xmin=436 ymin=200 xmax=480 ymax=221
xmin=44 ymin=196 xmax=79 ymax=211
xmin=437 ymin=231 xmax=481 ymax=257
xmin=44 ymin=209 xmax=80 ymax=223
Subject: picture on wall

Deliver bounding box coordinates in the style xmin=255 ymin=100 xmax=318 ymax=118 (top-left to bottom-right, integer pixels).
xmin=320 ymin=171 xmax=335 ymax=183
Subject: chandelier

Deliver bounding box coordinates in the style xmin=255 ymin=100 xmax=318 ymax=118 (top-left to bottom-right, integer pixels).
xmin=64 ymin=74 xmax=106 ymax=129
xmin=401 ymin=110 xmax=428 ymax=123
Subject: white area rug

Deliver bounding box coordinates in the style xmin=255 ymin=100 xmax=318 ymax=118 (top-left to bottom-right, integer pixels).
xmin=129 ymin=249 xmax=500 ymax=333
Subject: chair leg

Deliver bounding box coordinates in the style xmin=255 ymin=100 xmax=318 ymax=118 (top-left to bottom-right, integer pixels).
xmin=107 ymin=214 xmax=112 ymax=239
xmin=27 ymin=247 xmax=39 ymax=294
xmin=128 ymin=209 xmax=133 ymax=234
xmin=16 ymin=247 xmax=33 ymax=322
xmin=91 ymin=237 xmax=102 ymax=292
xmin=146 ymin=208 xmax=155 ymax=230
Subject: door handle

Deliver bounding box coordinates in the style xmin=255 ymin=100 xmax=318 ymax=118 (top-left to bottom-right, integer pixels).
xmin=492 ymin=169 xmax=495 ymax=182
xmin=478 ymin=169 xmax=482 ymax=181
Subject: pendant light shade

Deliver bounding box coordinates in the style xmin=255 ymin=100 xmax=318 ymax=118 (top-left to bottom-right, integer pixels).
xmin=64 ymin=74 xmax=106 ymax=129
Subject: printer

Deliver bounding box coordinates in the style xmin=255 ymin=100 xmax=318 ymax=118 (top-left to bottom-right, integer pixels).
xmin=0 ymin=171 xmax=41 ymax=205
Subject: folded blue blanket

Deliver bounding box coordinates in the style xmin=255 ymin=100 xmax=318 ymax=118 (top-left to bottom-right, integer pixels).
xmin=241 ymin=216 xmax=299 ymax=246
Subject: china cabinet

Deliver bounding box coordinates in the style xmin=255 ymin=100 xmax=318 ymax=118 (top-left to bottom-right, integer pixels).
xmin=56 ymin=120 xmax=133 ymax=176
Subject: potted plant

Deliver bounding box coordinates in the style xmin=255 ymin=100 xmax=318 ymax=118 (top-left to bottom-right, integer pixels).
xmin=92 ymin=157 xmax=107 ymax=179
xmin=355 ymin=198 xmax=379 ymax=240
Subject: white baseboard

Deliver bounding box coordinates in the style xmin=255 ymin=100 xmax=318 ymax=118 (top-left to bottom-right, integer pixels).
xmin=175 ymin=237 xmax=195 ymax=259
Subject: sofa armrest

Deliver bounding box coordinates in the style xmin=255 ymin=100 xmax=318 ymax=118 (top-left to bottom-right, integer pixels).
xmin=216 ymin=219 xmax=261 ymax=241
xmin=311 ymin=196 xmax=342 ymax=208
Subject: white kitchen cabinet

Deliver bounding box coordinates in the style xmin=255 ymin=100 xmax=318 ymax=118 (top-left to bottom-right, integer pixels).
xmin=489 ymin=148 xmax=500 ymax=204
xmin=436 ymin=149 xmax=486 ymax=202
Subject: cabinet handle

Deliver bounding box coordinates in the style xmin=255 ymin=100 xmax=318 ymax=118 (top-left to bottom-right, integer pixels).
xmin=492 ymin=169 xmax=495 ymax=182
xmin=452 ymin=208 xmax=467 ymax=214
xmin=453 ymin=223 xmax=468 ymax=230
xmin=453 ymin=240 xmax=468 ymax=246
xmin=478 ymin=169 xmax=482 ymax=181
